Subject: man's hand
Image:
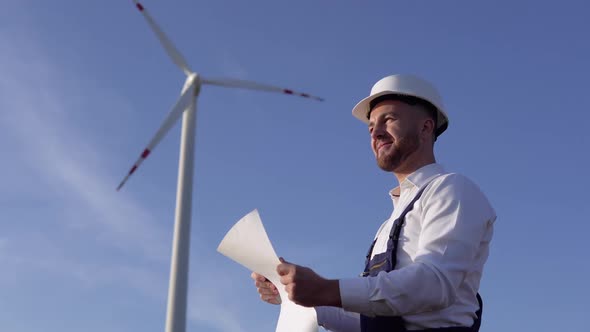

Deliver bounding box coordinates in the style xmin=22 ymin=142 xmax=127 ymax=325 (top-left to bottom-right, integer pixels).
xmin=277 ymin=257 xmax=342 ymax=308
xmin=251 ymin=272 xmax=281 ymax=305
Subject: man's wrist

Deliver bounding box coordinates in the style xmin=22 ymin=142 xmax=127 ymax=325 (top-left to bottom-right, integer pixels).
xmin=320 ymin=279 xmax=342 ymax=307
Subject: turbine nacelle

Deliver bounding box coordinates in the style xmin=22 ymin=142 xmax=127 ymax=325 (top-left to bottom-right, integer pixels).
xmin=183 ymin=73 xmax=200 ymax=97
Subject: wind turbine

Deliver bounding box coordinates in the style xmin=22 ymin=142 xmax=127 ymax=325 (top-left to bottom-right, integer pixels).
xmin=117 ymin=1 xmax=323 ymax=332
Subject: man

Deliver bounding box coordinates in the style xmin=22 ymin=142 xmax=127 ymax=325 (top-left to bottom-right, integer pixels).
xmin=252 ymin=74 xmax=496 ymax=331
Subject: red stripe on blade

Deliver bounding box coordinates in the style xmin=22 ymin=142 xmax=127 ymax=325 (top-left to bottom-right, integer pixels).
xmin=141 ymin=149 xmax=151 ymax=159
xmin=136 ymin=3 xmax=144 ymax=11
xmin=129 ymin=165 xmax=138 ymax=175
xmin=284 ymin=89 xmax=294 ymax=95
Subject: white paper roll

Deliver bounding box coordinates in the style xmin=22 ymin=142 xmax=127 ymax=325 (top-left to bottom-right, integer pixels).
xmin=217 ymin=209 xmax=319 ymax=332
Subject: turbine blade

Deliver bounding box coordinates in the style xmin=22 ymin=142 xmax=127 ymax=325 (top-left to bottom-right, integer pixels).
xmin=201 ymin=77 xmax=324 ymax=102
xmin=117 ymin=79 xmax=196 ymax=191
xmin=132 ymin=0 xmax=192 ymax=75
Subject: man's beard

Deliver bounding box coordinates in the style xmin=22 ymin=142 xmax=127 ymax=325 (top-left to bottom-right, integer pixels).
xmin=376 ymin=130 xmax=420 ymax=172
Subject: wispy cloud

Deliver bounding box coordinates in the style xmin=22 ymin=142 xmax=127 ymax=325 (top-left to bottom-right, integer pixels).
xmin=0 ymin=38 xmax=168 ymax=261
xmin=0 ymin=19 xmax=250 ymax=332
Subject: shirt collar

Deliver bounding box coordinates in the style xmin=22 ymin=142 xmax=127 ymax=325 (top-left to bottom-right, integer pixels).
xmin=389 ymin=163 xmax=445 ymax=199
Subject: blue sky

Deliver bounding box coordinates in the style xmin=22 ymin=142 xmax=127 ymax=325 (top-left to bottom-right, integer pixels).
xmin=1 ymin=0 xmax=589 ymax=331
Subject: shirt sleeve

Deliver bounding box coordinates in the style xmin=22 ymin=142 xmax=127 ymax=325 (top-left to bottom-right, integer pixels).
xmin=339 ymin=174 xmax=495 ymax=316
xmin=315 ymin=306 xmax=360 ymax=332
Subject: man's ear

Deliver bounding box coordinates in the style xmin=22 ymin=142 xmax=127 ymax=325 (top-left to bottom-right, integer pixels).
xmin=422 ymin=117 xmax=435 ymax=135
xmin=420 ymin=117 xmax=436 ymax=144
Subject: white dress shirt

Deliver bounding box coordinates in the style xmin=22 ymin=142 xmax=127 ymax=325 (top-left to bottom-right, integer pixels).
xmin=316 ymin=163 xmax=496 ymax=331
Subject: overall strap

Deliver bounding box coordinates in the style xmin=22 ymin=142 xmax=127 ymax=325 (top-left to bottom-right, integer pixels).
xmin=362 ymin=179 xmax=437 ymax=276
xmin=388 ymin=183 xmax=432 ymax=270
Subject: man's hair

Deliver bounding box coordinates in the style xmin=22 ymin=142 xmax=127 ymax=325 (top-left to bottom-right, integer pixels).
xmin=368 ymin=94 xmax=438 ymax=142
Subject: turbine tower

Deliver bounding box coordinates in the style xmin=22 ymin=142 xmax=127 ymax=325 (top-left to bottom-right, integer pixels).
xmin=118 ymin=2 xmax=323 ymax=332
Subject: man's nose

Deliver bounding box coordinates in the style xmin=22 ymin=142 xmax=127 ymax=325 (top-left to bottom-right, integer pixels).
xmin=371 ymin=124 xmax=385 ymax=139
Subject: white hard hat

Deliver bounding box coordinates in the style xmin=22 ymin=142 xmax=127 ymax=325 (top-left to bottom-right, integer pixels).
xmin=352 ymin=74 xmax=449 ymax=137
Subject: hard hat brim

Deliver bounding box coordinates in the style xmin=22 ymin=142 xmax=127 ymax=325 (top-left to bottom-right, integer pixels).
xmin=352 ymin=91 xmax=449 ymax=136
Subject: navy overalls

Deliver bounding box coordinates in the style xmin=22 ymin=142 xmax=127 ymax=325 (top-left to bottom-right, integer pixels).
xmin=360 ymin=183 xmax=483 ymax=332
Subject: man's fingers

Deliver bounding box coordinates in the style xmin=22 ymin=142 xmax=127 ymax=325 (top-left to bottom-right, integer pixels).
xmin=260 ymin=294 xmax=274 ymax=301
xmin=255 ymin=280 xmax=278 ymax=290
xmin=254 ymin=280 xmax=267 ymax=288
xmin=261 ymin=294 xmax=281 ymax=305
xmin=251 ymin=272 xmax=267 ymax=282
xmin=251 ymin=271 xmax=282 ymax=305
xmin=258 ymin=287 xmax=277 ymax=296
xmin=256 ymin=284 xmax=278 ymax=295
xmin=258 ymin=288 xmax=277 ymax=297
